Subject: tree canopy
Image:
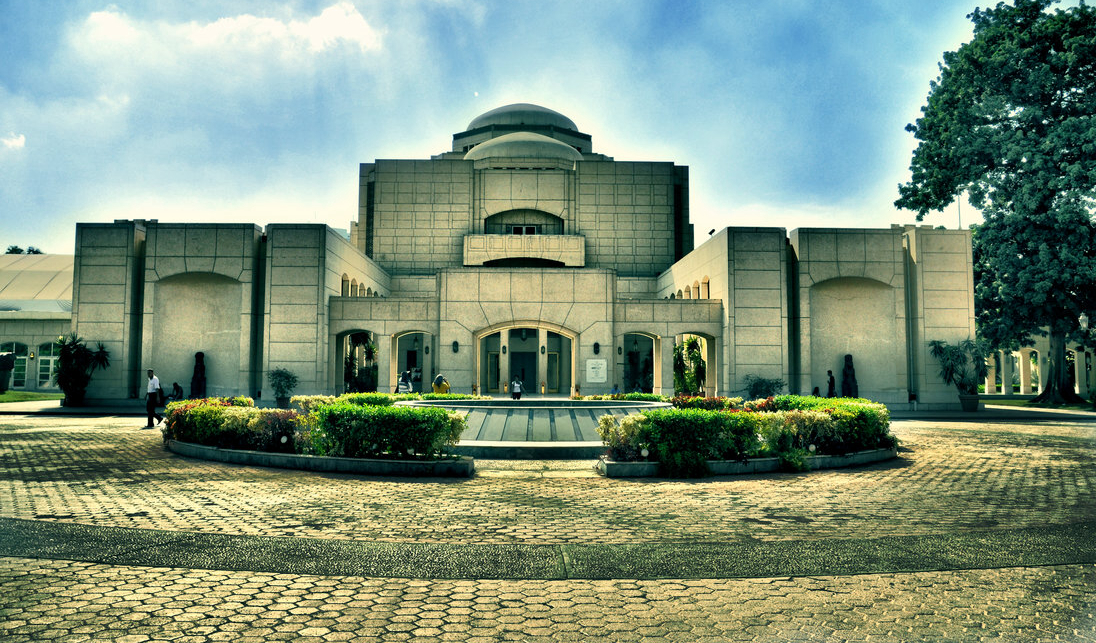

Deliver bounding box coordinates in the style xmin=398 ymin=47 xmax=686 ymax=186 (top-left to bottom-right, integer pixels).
xmin=896 ymin=0 xmax=1096 ymax=402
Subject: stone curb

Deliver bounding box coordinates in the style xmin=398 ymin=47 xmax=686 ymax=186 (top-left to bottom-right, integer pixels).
xmin=595 ymin=446 xmax=898 ymax=477
xmin=165 ymin=440 xmax=475 ymax=477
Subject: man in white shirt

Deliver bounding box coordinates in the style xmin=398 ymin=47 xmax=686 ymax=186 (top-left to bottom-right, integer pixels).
xmin=145 ymin=369 xmax=163 ymax=428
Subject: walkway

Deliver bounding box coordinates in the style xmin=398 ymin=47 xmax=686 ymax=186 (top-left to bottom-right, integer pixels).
xmin=1 ymin=406 xmax=1094 ymax=641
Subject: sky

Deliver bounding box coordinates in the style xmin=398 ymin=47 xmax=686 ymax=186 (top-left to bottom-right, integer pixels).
xmin=0 ymin=0 xmax=991 ymax=254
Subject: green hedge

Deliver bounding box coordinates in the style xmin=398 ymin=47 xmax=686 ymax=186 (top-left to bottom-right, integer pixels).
xmin=164 ymin=396 xmax=468 ymax=461
xmin=574 ymin=393 xmax=669 ymax=402
xmin=598 ymin=395 xmax=895 ymax=477
xmin=301 ymin=403 xmax=465 ymax=459
xmin=162 ymin=398 xmax=296 ymax=453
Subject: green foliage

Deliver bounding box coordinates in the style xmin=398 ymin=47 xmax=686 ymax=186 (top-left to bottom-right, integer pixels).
xmin=53 ymin=333 xmax=111 ymax=406
xmin=267 ymin=368 xmax=299 ymax=399
xmin=928 ymin=339 xmax=989 ymax=395
xmin=306 ymin=403 xmax=465 ymax=459
xmin=340 ymin=392 xmax=398 ymax=406
xmin=671 ymin=395 xmax=734 ymax=410
xmin=599 ymin=395 xmax=895 ymax=476
xmin=896 ymin=0 xmax=1096 ymax=402
xmin=742 ymin=375 xmax=786 ymax=399
xmin=164 ymin=396 xmax=466 ymax=460
xmin=579 ymin=393 xmax=669 ymax=402
xmin=672 ymin=337 xmax=708 ymax=395
xmin=290 ymin=395 xmax=337 ymax=413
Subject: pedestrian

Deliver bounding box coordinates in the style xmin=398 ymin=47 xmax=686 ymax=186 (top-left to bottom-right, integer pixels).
xmin=826 ymin=370 xmax=836 ymax=398
xmin=511 ymin=378 xmax=522 ymax=400
xmin=146 ymin=369 xmax=164 ymax=428
xmin=432 ymin=373 xmax=450 ymax=394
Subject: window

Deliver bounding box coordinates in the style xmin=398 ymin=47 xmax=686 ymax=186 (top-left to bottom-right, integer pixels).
xmin=511 ymin=225 xmax=537 ymax=235
xmin=0 ymin=342 xmax=28 ymax=388
xmin=37 ymin=342 xmax=60 ymax=388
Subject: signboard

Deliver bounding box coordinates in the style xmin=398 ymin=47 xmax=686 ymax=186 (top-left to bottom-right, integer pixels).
xmin=586 ymin=359 xmax=607 ymax=383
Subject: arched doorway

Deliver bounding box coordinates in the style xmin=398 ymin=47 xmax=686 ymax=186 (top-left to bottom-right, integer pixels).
xmin=476 ymin=324 xmax=574 ymax=395
xmin=392 ymin=331 xmax=432 ymax=393
xmin=337 ymin=330 xmax=378 ymax=392
xmin=621 ymin=333 xmax=655 ymax=393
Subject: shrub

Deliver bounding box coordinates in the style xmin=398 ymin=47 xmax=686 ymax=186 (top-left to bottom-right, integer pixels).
xmin=596 ymin=413 xmax=653 ymax=462
xmin=339 ymin=392 xmax=399 ymax=406
xmin=268 ymin=368 xmax=299 ymax=401
xmin=671 ymin=395 xmax=729 ymax=410
xmin=641 ymin=408 xmax=763 ymax=477
xmin=743 ymin=375 xmax=786 ymax=399
xmin=305 ymin=403 xmax=466 ymax=459
xmin=291 ymin=395 xmax=337 ymax=413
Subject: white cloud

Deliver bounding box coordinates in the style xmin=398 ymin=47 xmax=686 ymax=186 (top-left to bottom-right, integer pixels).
xmin=2 ymin=133 xmax=26 ymax=149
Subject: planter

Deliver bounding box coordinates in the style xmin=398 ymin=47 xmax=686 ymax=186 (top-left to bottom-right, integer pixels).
xmin=957 ymin=393 xmax=980 ymax=412
xmin=166 ymin=440 xmax=474 ymax=477
xmin=596 ymin=446 xmax=898 ymax=478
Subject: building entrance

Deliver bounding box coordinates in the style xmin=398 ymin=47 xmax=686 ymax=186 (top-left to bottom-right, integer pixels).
xmin=477 ymin=326 xmax=574 ymax=395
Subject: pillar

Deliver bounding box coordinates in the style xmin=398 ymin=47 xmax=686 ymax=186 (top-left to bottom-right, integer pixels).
xmin=378 ymin=333 xmax=392 ymax=394
xmin=1074 ymin=349 xmax=1090 ymax=398
xmin=1038 ymin=352 xmax=1048 ymax=394
xmin=537 ymin=328 xmax=548 ymax=395
xmin=500 ymin=331 xmax=510 ymax=393
xmin=999 ymin=351 xmax=1013 ymax=395
xmin=985 ymin=359 xmax=998 ymax=395
xmin=657 ymin=336 xmax=674 ymax=397
xmin=1019 ymin=350 xmax=1032 ymax=395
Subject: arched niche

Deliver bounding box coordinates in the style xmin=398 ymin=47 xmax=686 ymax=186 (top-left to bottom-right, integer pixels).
xmin=808 ymin=277 xmax=899 ymax=401
xmin=151 ymin=272 xmax=243 ymax=398
xmin=484 ymin=209 xmax=564 ymax=235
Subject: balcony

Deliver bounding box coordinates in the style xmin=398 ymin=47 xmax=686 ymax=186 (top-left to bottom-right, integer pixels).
xmin=463 ymin=234 xmax=585 ymax=267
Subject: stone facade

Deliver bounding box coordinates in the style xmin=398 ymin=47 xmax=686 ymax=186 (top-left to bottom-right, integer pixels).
xmin=19 ymin=103 xmax=983 ymax=408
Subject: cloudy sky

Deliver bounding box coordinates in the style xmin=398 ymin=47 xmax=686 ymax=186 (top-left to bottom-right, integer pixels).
xmin=2 ymin=0 xmax=988 ymax=254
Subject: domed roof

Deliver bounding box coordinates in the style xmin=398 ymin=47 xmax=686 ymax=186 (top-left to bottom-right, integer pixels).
xmin=464 ymin=132 xmax=584 ymax=162
xmin=467 ymin=103 xmax=578 ymax=133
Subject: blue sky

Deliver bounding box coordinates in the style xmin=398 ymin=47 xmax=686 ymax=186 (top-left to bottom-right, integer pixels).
xmin=1 ymin=0 xmax=986 ymax=254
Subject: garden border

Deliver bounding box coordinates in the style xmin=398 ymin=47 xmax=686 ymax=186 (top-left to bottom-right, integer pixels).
xmin=165 ymin=440 xmax=475 ymax=478
xmin=595 ymin=446 xmax=899 ymax=477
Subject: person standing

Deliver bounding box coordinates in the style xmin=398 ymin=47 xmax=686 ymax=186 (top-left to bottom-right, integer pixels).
xmin=826 ymin=370 xmax=836 ymax=398
xmin=146 ymin=369 xmax=163 ymax=428
xmin=511 ymin=378 xmax=522 ymax=400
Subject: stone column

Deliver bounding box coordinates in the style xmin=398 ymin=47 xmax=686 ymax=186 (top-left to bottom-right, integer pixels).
xmin=1038 ymin=352 xmax=1048 ymax=394
xmin=999 ymin=351 xmax=1013 ymax=395
xmin=658 ymin=336 xmax=674 ymax=397
xmin=1074 ymin=349 xmax=1090 ymax=398
xmin=1019 ymin=350 xmax=1032 ymax=395
xmin=537 ymin=328 xmax=548 ymax=395
xmin=500 ymin=330 xmax=510 ymax=394
xmin=985 ymin=360 xmax=998 ymax=395
xmin=377 ymin=334 xmax=392 ymax=394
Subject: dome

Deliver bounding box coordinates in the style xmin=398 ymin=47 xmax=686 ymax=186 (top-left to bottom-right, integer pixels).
xmin=467 ymin=103 xmax=578 ymax=133
xmin=464 ymin=132 xmax=584 ymax=162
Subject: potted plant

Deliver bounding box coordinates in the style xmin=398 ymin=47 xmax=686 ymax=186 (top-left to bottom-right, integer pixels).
xmin=268 ymin=368 xmax=299 ymax=408
xmin=53 ymin=334 xmax=111 ymax=406
xmin=928 ymin=339 xmax=989 ymax=412
xmin=0 ymin=352 xmax=14 ymax=393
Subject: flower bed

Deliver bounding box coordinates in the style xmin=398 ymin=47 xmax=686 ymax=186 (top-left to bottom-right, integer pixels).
xmin=161 ymin=394 xmax=470 ymax=473
xmin=596 ymin=395 xmax=895 ymax=477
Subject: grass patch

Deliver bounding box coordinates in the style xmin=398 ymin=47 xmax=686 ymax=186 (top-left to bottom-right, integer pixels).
xmin=984 ymin=399 xmax=1094 ymax=412
xmin=0 ymin=391 xmax=65 ymax=404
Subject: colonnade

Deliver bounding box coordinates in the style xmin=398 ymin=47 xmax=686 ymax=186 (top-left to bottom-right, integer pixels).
xmin=983 ymin=342 xmax=1092 ymax=398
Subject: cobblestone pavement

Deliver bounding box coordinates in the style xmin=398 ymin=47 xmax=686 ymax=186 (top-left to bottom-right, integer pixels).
xmin=1 ymin=413 xmax=1095 ymax=641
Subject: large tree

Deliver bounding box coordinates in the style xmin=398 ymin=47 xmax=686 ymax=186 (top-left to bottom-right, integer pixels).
xmin=896 ymin=0 xmax=1096 ymax=403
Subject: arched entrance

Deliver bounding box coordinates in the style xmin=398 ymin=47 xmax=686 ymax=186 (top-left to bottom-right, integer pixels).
xmin=392 ymin=331 xmax=432 ymax=393
xmin=476 ymin=323 xmax=575 ymax=395
xmin=336 ymin=329 xmax=378 ymax=393
xmin=621 ymin=333 xmax=656 ymax=393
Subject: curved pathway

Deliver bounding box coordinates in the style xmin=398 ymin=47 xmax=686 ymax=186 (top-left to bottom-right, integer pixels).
xmin=1 ymin=409 xmax=1094 ymax=641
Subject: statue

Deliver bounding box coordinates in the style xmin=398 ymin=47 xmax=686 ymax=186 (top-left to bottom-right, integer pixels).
xmin=841 ymin=354 xmax=858 ymax=398
xmin=191 ymin=352 xmax=206 ymax=399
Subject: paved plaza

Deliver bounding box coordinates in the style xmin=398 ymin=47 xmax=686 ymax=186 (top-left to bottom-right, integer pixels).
xmin=1 ymin=407 xmax=1094 ymax=641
